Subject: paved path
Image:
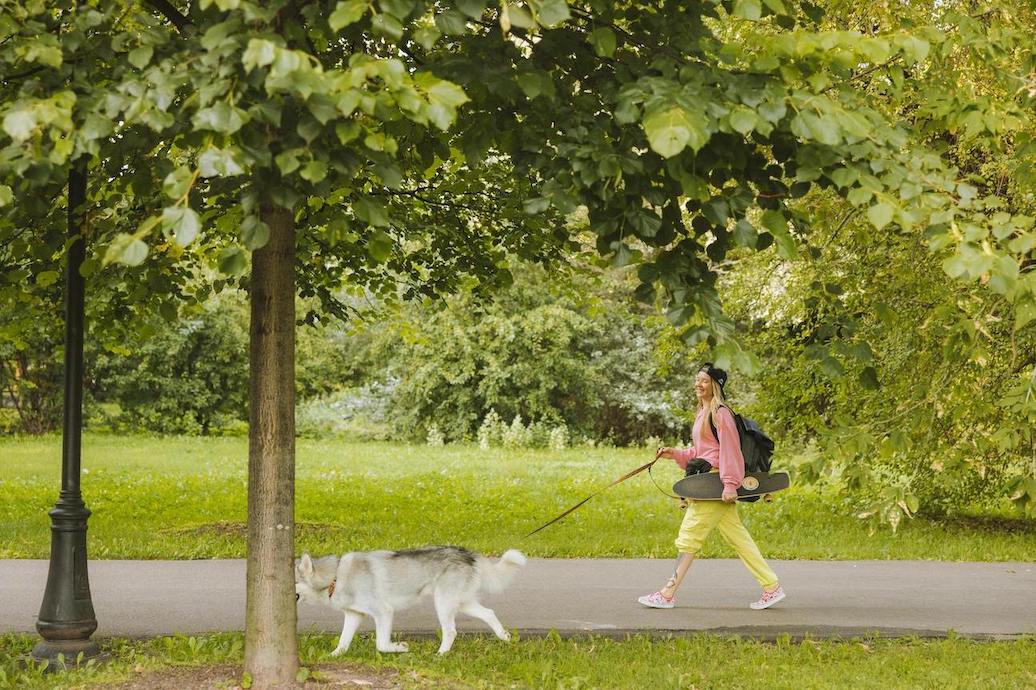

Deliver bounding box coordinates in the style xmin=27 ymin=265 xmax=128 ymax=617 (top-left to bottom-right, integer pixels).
xmin=2 ymin=559 xmax=1034 ymax=640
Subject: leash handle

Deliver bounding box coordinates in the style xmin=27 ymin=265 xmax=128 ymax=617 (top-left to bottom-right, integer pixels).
xmin=525 ymin=458 xmax=659 ymax=538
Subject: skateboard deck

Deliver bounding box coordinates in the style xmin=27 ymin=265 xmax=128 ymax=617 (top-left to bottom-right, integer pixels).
xmin=673 ymin=471 xmax=790 ymax=501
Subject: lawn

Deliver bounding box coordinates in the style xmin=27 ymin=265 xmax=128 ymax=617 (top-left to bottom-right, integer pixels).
xmin=1 ymin=434 xmax=1033 ymax=560
xmin=2 ymin=632 xmax=1035 ymax=690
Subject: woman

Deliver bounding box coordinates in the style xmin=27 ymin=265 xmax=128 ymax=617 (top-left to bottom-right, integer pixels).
xmin=637 ymin=363 xmax=785 ymax=610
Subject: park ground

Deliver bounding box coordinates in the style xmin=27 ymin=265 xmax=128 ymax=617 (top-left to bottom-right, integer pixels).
xmin=1 ymin=435 xmax=1034 ymax=689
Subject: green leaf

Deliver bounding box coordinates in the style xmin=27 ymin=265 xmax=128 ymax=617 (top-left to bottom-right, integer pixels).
xmin=830 ymin=167 xmax=858 ymax=189
xmin=733 ymin=0 xmax=762 ymax=20
xmin=379 ymin=0 xmax=415 ymax=19
xmin=897 ymin=35 xmax=929 ymax=65
xmin=192 ymin=103 xmax=248 ymax=135
xmin=501 ymin=4 xmax=534 ymax=30
xmin=329 ymin=0 xmax=369 ymax=30
xmin=163 ymin=166 xmax=194 ymax=199
xmin=297 ymin=116 xmax=323 ymax=143
xmin=426 ymin=80 xmax=469 ymax=108
xmin=335 ymin=122 xmax=361 ymax=144
xmin=3 ymin=109 xmax=36 ymax=142
xmin=859 ymin=366 xmax=880 ymax=390
xmin=589 ymin=27 xmax=616 ymax=58
xmin=867 ymin=202 xmax=894 ymax=230
xmin=367 ymin=229 xmax=393 ymax=262
xmin=242 ymin=39 xmax=277 ymax=71
xmin=371 ymin=13 xmax=403 ymax=40
xmin=456 ymin=0 xmax=487 ymax=18
xmin=219 ymin=247 xmax=248 ymax=275
xmin=0 ymin=185 xmax=13 ymax=207
xmin=533 ymin=0 xmax=570 ymax=27
xmin=414 ymin=25 xmax=441 ymax=50
xmin=757 ymin=99 xmax=786 ymax=123
xmin=162 ymin=207 xmax=202 ymax=246
xmin=523 ymin=197 xmax=550 ymax=214
xmin=300 ymin=160 xmax=328 ymax=183
xmin=733 ymin=219 xmax=758 ymax=247
xmin=128 ymin=46 xmax=153 ymax=70
xmin=905 ymin=494 xmax=920 ymax=514
xmin=198 ymin=148 xmax=244 ymax=178
xmin=36 ymin=271 xmax=60 ymax=287
xmin=702 ymin=198 xmax=729 ymax=226
xmin=728 ymin=107 xmax=758 ymax=135
xmin=106 ymin=234 xmax=149 ymax=267
xmin=642 ymin=106 xmax=708 ymax=158
xmin=435 ymin=9 xmax=468 ymax=34
xmin=1015 ymin=299 xmax=1036 ymax=331
xmin=275 ymin=149 xmax=302 ymax=175
xmin=847 ymin=186 xmax=872 ymax=206
xmin=353 ymin=197 xmax=389 ymax=226
xmin=241 ymin=216 xmax=271 ymax=250
xmin=821 ymin=356 xmax=844 ymax=378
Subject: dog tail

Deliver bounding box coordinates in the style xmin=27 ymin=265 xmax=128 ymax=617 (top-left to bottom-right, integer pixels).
xmin=479 ymin=549 xmax=527 ymax=593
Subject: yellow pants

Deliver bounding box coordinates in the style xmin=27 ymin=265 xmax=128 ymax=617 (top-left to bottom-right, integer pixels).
xmin=674 ymin=499 xmax=779 ymax=589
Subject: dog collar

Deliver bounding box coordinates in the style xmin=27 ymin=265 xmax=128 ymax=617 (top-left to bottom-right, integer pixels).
xmin=327 ymin=579 xmax=336 ymax=598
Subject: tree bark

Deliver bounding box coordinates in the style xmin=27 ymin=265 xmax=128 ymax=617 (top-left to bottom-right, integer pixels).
xmin=244 ymin=204 xmax=299 ymax=687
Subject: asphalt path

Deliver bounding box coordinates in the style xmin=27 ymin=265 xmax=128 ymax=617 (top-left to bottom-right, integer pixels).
xmin=2 ymin=559 xmax=1034 ymax=641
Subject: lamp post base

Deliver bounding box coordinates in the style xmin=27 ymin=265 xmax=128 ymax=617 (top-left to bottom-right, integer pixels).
xmin=28 ymin=639 xmax=103 ymax=670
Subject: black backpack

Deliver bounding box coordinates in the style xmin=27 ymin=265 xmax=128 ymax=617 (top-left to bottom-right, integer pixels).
xmin=708 ymin=406 xmax=775 ymax=473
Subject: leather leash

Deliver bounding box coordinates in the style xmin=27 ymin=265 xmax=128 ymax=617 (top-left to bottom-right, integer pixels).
xmin=525 ymin=455 xmax=680 ymax=538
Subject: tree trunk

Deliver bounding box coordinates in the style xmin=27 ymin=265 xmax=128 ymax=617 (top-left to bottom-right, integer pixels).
xmin=244 ymin=204 xmax=299 ymax=687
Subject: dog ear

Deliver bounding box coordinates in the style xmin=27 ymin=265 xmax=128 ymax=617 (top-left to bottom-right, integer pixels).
xmin=299 ymin=553 xmax=313 ymax=577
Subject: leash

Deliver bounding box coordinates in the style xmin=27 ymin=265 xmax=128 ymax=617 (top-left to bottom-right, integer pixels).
xmin=525 ymin=454 xmax=681 ymax=538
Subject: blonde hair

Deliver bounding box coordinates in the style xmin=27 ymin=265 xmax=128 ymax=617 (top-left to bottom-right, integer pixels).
xmin=699 ymin=377 xmax=728 ymax=423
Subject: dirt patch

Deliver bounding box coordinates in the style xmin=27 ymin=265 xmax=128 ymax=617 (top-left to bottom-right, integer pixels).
xmin=163 ymin=522 xmax=337 ymax=539
xmin=103 ymin=663 xmax=409 ymax=689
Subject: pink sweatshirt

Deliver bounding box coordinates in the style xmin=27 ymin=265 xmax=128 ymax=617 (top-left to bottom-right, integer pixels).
xmin=671 ymin=406 xmax=745 ymax=492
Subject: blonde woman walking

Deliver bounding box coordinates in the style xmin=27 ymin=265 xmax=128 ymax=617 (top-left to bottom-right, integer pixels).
xmin=637 ymin=363 xmax=785 ymax=610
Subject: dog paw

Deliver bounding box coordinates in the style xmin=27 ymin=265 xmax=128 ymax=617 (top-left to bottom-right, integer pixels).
xmin=378 ymin=642 xmax=409 ymax=653
xmin=330 ymin=646 xmax=347 ymax=657
xmin=498 ymin=630 xmax=511 ymax=642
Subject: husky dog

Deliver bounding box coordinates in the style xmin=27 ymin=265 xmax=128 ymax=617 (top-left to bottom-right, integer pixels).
xmin=295 ymin=546 xmax=526 ymax=655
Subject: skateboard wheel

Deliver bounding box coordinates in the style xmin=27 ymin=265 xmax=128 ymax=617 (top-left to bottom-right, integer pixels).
xmin=741 ymin=476 xmax=760 ymax=491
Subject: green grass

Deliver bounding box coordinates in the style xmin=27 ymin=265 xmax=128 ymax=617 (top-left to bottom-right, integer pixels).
xmin=2 ymin=632 xmax=1035 ymax=690
xmin=0 ymin=434 xmax=1033 ymax=560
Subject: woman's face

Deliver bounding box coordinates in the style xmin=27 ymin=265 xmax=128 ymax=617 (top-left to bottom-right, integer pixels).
xmin=694 ymin=371 xmax=713 ymax=403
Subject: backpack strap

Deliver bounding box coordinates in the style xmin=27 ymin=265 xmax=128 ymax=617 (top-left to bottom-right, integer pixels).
xmin=707 ymin=404 xmax=729 ymax=444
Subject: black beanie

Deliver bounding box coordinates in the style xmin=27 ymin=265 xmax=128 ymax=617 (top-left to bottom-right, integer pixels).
xmin=699 ymin=362 xmax=728 ymax=392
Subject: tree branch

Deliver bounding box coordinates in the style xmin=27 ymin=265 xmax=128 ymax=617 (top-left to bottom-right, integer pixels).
xmin=143 ymin=0 xmax=191 ymax=31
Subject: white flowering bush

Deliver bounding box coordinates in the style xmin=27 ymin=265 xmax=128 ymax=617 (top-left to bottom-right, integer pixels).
xmin=478 ymin=409 xmax=505 ymax=449
xmin=295 ymin=379 xmax=396 ymax=439
xmin=548 ymin=424 xmax=569 ymax=450
xmin=426 ymin=424 xmax=445 ymax=446
xmin=502 ymin=415 xmax=534 ymax=448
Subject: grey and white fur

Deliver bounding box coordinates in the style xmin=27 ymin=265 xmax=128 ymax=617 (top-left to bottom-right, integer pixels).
xmin=295 ymin=545 xmax=526 ymax=655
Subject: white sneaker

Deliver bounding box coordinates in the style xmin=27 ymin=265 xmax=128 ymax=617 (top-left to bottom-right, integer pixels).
xmin=750 ymin=585 xmax=785 ymax=610
xmin=637 ymin=591 xmax=675 ymax=609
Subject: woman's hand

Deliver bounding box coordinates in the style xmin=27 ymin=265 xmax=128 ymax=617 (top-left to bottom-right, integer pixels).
xmin=655 ymin=447 xmax=674 ymax=460
xmin=721 ymin=488 xmax=738 ymax=503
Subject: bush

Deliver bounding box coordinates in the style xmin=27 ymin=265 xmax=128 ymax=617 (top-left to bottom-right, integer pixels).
xmin=90 ymin=297 xmax=249 ymax=435
xmin=295 ymin=381 xmax=395 ymax=440
xmin=373 ymin=264 xmax=694 ymax=445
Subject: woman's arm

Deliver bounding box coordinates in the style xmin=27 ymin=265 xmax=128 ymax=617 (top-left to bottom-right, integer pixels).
xmin=657 ymin=445 xmax=696 ymax=469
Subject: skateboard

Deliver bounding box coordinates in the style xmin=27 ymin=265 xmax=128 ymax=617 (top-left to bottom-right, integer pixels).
xmin=672 ymin=471 xmax=790 ymax=501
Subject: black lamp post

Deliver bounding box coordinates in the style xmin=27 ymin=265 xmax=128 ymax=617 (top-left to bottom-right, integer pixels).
xmin=31 ymin=160 xmax=100 ymax=666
